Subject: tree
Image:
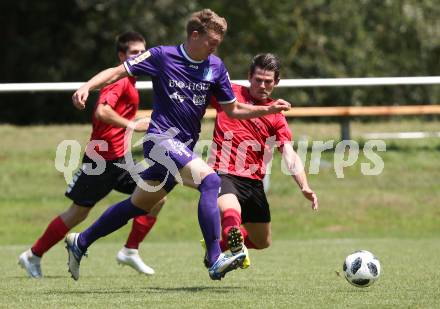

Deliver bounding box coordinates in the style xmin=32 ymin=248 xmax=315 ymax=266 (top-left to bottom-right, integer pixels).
xmin=1 ymin=0 xmax=438 ymax=123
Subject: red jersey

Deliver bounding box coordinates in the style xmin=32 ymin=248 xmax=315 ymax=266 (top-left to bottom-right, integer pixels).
xmin=88 ymin=77 xmax=139 ymax=160
xmin=210 ymin=83 xmax=292 ymax=180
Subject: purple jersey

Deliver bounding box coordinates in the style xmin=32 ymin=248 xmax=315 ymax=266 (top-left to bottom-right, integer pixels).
xmin=124 ymin=44 xmax=236 ymax=148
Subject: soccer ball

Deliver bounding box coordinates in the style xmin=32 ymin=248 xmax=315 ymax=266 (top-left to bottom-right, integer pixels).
xmin=343 ymin=250 xmax=381 ymax=287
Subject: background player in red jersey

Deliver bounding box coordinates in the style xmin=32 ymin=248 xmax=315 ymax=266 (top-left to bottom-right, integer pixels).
xmin=209 ymin=53 xmax=318 ymax=267
xmin=19 ymin=31 xmax=164 ymax=278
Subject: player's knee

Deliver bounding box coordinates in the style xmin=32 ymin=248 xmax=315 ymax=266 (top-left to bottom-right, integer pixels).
xmin=198 ymin=173 xmax=221 ymax=192
xmin=72 ymin=206 xmax=90 ymax=221
xmin=61 ymin=203 xmax=90 ymax=228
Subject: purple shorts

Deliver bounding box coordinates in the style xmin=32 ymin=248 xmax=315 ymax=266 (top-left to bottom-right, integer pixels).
xmin=141 ymin=134 xmax=196 ymax=192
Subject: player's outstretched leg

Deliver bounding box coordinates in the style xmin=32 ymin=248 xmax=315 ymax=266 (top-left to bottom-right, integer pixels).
xmin=18 ymin=215 xmax=70 ymax=278
xmin=196 ymin=173 xmax=222 ymax=264
xmin=18 ymin=249 xmax=42 ymax=279
xmin=196 ymin=173 xmax=245 ymax=279
xmin=220 ymin=206 xmax=251 ymax=269
xmin=65 ymin=198 xmax=147 ymax=280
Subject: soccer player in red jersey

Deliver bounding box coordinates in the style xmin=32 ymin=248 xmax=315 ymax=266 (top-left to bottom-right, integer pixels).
xmin=18 ymin=31 xmax=163 ymax=278
xmin=209 ymin=53 xmax=319 ymax=267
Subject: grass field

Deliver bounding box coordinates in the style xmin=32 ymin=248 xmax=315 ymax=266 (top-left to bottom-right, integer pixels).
xmin=2 ymin=240 xmax=440 ymax=308
xmin=0 ymin=120 xmax=439 ymax=308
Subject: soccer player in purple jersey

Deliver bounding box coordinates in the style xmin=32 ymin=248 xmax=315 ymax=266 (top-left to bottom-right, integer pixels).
xmin=67 ymin=9 xmax=290 ymax=281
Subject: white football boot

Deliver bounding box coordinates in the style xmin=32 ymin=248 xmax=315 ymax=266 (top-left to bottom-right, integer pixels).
xmin=18 ymin=249 xmax=42 ymax=279
xmin=116 ymin=247 xmax=155 ymax=275
xmin=208 ymin=252 xmax=246 ymax=280
xmin=65 ymin=233 xmax=87 ymax=281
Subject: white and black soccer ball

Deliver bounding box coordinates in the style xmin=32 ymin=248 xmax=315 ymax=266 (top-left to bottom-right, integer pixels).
xmin=343 ymin=250 xmax=381 ymax=288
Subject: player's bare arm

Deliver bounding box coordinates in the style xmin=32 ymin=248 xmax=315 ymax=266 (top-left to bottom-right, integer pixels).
xmin=282 ymin=143 xmax=319 ymax=211
xmin=95 ymin=104 xmax=149 ymax=132
xmin=72 ymin=64 xmax=128 ymax=110
xmin=221 ymin=99 xmax=291 ymax=119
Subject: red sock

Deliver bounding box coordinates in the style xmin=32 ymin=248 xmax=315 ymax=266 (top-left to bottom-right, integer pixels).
xmin=125 ymin=214 xmax=157 ymax=249
xmin=220 ymin=227 xmax=257 ymax=251
xmin=220 ymin=209 xmax=258 ymax=251
xmin=219 ymin=239 xmax=228 ymax=252
xmin=221 ymin=208 xmax=242 ymax=240
xmin=31 ymin=216 xmax=69 ymax=257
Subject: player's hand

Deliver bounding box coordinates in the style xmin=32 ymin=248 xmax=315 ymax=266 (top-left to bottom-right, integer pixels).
xmin=72 ymin=87 xmax=89 ymax=110
xmin=301 ymin=187 xmax=318 ymax=211
xmin=268 ymin=99 xmax=291 ymax=114
xmin=133 ymin=118 xmax=150 ymax=132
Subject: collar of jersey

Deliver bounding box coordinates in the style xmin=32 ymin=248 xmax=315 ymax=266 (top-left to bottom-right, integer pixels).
xmin=180 ymin=44 xmax=205 ymax=64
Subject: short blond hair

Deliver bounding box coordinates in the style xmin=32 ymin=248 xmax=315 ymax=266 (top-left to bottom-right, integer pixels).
xmin=186 ymin=9 xmax=227 ymax=37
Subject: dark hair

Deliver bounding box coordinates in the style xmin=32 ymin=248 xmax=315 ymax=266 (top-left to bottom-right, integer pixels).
xmin=115 ymin=31 xmax=146 ymax=55
xmin=186 ymin=9 xmax=227 ymax=37
xmin=249 ymin=53 xmax=281 ymax=80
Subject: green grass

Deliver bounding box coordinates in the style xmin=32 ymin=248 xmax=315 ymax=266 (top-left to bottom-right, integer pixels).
xmin=0 ymin=120 xmax=439 ymax=308
xmin=3 ymin=239 xmax=440 ymax=308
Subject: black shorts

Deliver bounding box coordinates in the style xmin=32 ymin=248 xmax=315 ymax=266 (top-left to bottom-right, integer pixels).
xmin=219 ymin=174 xmax=271 ymax=223
xmin=65 ymin=155 xmax=137 ymax=207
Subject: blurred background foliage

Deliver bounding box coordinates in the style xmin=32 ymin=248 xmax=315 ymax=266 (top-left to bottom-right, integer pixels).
xmin=1 ymin=0 xmax=439 ymax=124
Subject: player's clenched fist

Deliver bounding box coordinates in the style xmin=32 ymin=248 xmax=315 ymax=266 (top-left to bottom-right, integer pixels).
xmin=72 ymin=87 xmax=89 ymax=110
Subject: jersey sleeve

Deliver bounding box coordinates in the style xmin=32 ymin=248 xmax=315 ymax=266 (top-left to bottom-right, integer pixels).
xmin=212 ymin=63 xmax=236 ymax=104
xmin=123 ymin=47 xmax=162 ymax=77
xmin=97 ymin=78 xmax=126 ymax=108
xmin=273 ymin=114 xmax=293 ymax=151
